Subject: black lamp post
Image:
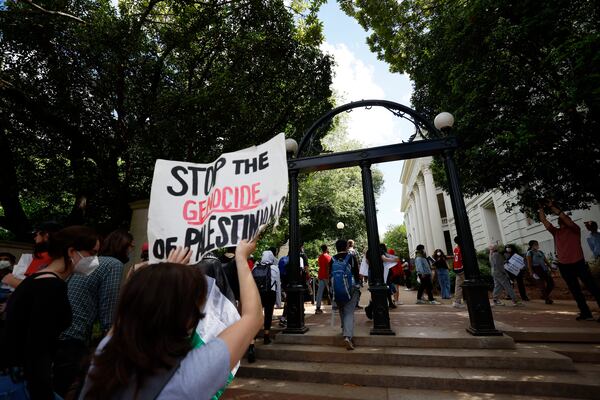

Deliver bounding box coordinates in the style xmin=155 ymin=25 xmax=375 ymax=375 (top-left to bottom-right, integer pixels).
xmin=434 ymin=112 xmax=501 ymax=336
xmin=283 ymin=137 xmax=309 ymax=334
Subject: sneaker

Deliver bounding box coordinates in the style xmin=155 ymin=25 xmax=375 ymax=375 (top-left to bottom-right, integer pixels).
xmin=492 ymin=300 xmax=505 ymax=306
xmin=355 ymin=305 xmax=363 ymax=310
xmin=576 ymin=314 xmax=594 ymax=321
xmin=344 ymin=337 xmax=355 ymax=350
xmin=247 ymin=345 xmax=256 ymax=363
xmin=404 ymin=288 xmax=412 ymax=291
xmin=429 ymin=300 xmax=441 ymax=305
xmin=263 ymin=334 xmax=271 ymax=345
xmin=389 ymin=303 xmax=397 ymax=309
xmin=545 ymin=298 xmax=554 ymax=305
xmin=452 ymin=301 xmax=464 ymax=308
xmin=416 ymin=299 xmax=426 ymax=304
xmin=512 ymin=300 xmax=524 ymax=307
xmin=315 ymin=308 xmax=323 ymax=314
xmin=278 ymin=317 xmax=287 ymax=327
xmin=395 ymin=301 xmax=403 ymax=305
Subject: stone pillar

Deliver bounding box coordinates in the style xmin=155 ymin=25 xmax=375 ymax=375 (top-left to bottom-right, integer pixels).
xmin=423 ymin=167 xmax=446 ymax=251
xmin=413 ymin=187 xmax=427 ymax=254
xmin=417 ymin=176 xmax=435 ymax=253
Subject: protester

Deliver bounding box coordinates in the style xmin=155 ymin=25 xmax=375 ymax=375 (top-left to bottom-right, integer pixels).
xmin=489 ymin=244 xmax=522 ymax=307
xmin=140 ymin=242 xmax=149 ymax=262
xmin=364 ymin=245 xmax=399 ymax=318
xmin=432 ymin=249 xmax=451 ymax=299
xmin=54 ymin=229 xmax=133 ymax=398
xmin=330 ymin=239 xmax=360 ymax=350
xmin=1 ymin=225 xmax=100 ymax=400
xmin=347 ymin=239 xmax=357 ymax=257
xmin=526 ymin=240 xmax=555 ymax=304
xmin=315 ymin=244 xmax=332 ymax=314
xmin=402 ymin=257 xmax=412 ymax=291
xmin=2 ymin=221 xmax=61 ymax=289
xmin=414 ymin=245 xmax=440 ymax=305
xmin=253 ymin=250 xmax=281 ymax=345
xmin=504 ymin=244 xmax=529 ymax=301
xmin=539 ymin=201 xmax=600 ymax=321
xmin=79 ymin=240 xmax=261 ymax=399
xmin=452 ymin=236 xmax=465 ymax=308
xmin=387 ymin=249 xmax=404 ymax=305
xmin=584 ymin=221 xmax=600 ymax=261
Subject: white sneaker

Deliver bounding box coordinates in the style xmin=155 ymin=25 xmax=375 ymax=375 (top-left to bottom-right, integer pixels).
xmin=492 ymin=300 xmax=505 ymax=306
xmin=416 ymin=299 xmax=426 ymax=304
xmin=452 ymin=301 xmax=464 ymax=308
xmin=429 ymin=300 xmax=441 ymax=305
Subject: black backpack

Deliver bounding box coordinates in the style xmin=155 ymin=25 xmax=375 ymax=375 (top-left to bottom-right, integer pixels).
xmin=252 ymin=262 xmax=272 ymax=294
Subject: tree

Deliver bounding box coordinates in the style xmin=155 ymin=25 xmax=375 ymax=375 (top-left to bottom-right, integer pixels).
xmin=0 ymin=0 xmax=334 ymax=240
xmin=340 ymin=0 xmax=600 ymax=216
xmin=382 ymin=224 xmax=409 ymax=258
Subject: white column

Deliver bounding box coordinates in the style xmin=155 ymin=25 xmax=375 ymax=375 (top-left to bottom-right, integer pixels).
xmin=417 ymin=176 xmax=435 ymax=253
xmin=407 ymin=197 xmax=418 ymax=253
xmin=423 ymin=168 xmax=446 ymax=251
xmin=413 ymin=187 xmax=427 ymax=254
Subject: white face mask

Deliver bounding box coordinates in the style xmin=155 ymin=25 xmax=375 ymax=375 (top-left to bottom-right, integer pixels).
xmin=436 ymin=252 xmax=442 ymax=256
xmin=73 ymin=252 xmax=100 ymax=276
xmin=0 ymin=260 xmax=11 ymax=269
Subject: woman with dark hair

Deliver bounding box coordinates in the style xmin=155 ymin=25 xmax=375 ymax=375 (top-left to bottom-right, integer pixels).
xmin=432 ymin=249 xmax=451 ymax=299
xmin=54 ymin=229 xmax=134 ymax=398
xmin=80 ymin=240 xmax=262 ymax=399
xmin=414 ymin=244 xmax=440 ymax=305
xmin=1 ymin=225 xmax=100 ymax=400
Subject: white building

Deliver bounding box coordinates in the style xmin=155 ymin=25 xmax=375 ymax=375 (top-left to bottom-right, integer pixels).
xmin=400 ymin=156 xmax=600 ymax=260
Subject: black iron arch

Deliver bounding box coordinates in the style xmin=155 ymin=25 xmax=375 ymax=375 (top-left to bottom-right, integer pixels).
xmin=297 ymin=99 xmax=440 ymax=158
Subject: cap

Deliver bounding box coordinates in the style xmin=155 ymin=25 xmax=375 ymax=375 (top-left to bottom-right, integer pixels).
xmin=387 ymin=249 xmax=395 ymax=255
xmin=141 ymin=242 xmax=149 ymax=252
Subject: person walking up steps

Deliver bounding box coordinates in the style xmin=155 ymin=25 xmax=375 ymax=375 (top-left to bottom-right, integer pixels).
xmin=539 ymin=201 xmax=600 ymax=322
xmin=489 ymin=244 xmax=523 ymax=307
xmin=414 ymin=245 xmax=440 ymax=305
xmin=526 ymin=240 xmax=555 ymax=304
xmin=315 ymin=244 xmax=331 ymax=314
xmin=452 ymin=237 xmax=465 ymax=308
xmin=330 ymin=239 xmax=360 ymax=350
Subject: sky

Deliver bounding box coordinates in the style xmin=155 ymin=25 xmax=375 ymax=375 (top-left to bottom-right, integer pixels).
xmin=317 ymin=1 xmax=414 ymax=235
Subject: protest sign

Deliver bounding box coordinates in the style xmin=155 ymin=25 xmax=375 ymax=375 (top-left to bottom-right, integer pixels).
xmin=504 ymin=253 xmax=526 ymax=275
xmin=148 ymin=133 xmax=288 ymax=263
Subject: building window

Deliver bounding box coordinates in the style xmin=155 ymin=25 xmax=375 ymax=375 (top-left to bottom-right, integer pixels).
xmin=443 ymin=230 xmax=453 ymax=255
xmin=437 ymin=193 xmax=447 ymax=219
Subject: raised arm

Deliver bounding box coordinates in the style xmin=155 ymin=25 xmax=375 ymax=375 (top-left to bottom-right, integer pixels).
xmin=538 ymin=207 xmax=556 ymax=232
xmin=218 ymin=239 xmax=262 ymax=370
xmin=549 ymin=202 xmax=578 ymax=229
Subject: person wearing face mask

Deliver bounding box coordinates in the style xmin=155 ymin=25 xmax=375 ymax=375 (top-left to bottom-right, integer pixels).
xmin=431 ymin=249 xmax=451 ymax=299
xmin=53 ymin=229 xmax=133 ymax=398
xmin=503 ymin=244 xmax=529 ymax=301
xmin=0 ymin=225 xmax=99 ymax=400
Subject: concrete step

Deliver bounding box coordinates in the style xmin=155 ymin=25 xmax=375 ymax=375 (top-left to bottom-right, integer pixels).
xmin=237 ymin=359 xmax=600 ymax=399
xmin=275 ymin=326 xmax=515 ymax=349
xmin=226 ymin=378 xmax=575 ymax=400
xmin=518 ymin=343 xmax=600 ymax=363
xmin=497 ymin=323 xmax=600 ymax=343
xmin=256 ymin=342 xmax=575 ymax=371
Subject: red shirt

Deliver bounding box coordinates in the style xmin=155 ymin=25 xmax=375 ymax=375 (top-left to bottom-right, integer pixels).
xmin=317 ymin=253 xmax=331 ymax=280
xmin=548 ymin=224 xmax=584 ymax=264
xmin=453 ymin=246 xmax=463 ymax=273
xmin=24 ymin=252 xmax=53 ymax=276
xmin=247 ymin=259 xmax=255 ymax=270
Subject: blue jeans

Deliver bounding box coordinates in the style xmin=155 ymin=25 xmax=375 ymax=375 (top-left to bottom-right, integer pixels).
xmin=315 ymin=279 xmax=328 ymax=309
xmin=436 ymin=269 xmax=451 ymax=299
xmin=336 ymin=288 xmax=360 ymax=339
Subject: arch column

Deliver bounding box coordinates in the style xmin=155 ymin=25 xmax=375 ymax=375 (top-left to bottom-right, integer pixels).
xmin=413 ymin=186 xmax=427 ymax=253
xmin=423 ymin=167 xmax=446 ymax=251
xmin=417 ymin=176 xmax=435 ymax=253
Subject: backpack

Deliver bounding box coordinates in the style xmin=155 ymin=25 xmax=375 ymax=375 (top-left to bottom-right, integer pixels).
xmin=252 ymin=262 xmax=272 ymax=294
xmin=331 ymin=253 xmax=354 ymax=302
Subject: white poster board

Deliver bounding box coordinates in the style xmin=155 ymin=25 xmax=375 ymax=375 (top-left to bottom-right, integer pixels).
xmin=148 ymin=133 xmax=288 ymax=263
xmin=505 ymin=253 xmax=526 ymax=275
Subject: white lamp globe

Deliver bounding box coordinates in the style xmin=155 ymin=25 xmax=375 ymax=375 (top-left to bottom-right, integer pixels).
xmin=336 ymin=222 xmax=345 ymax=230
xmin=285 ymin=138 xmax=298 ymax=155
xmin=434 ymin=112 xmax=455 ymax=130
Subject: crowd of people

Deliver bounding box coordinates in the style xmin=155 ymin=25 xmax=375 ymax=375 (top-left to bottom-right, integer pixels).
xmin=0 ymin=223 xmax=262 ymax=400
xmin=1 ymin=198 xmax=599 ymax=399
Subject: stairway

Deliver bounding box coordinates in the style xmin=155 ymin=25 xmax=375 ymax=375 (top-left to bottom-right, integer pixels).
xmin=232 ymin=328 xmax=600 ymax=399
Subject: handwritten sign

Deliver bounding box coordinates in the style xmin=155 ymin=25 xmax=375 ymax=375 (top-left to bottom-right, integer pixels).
xmin=148 ymin=133 xmax=288 ymax=263
xmin=505 ymin=253 xmax=526 ymax=275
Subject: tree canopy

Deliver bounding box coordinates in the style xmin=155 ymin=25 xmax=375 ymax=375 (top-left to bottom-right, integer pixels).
xmin=0 ymin=0 xmax=334 ymax=240
xmin=382 ymin=224 xmax=409 ymax=259
xmin=340 ymin=0 xmax=600 ymax=216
